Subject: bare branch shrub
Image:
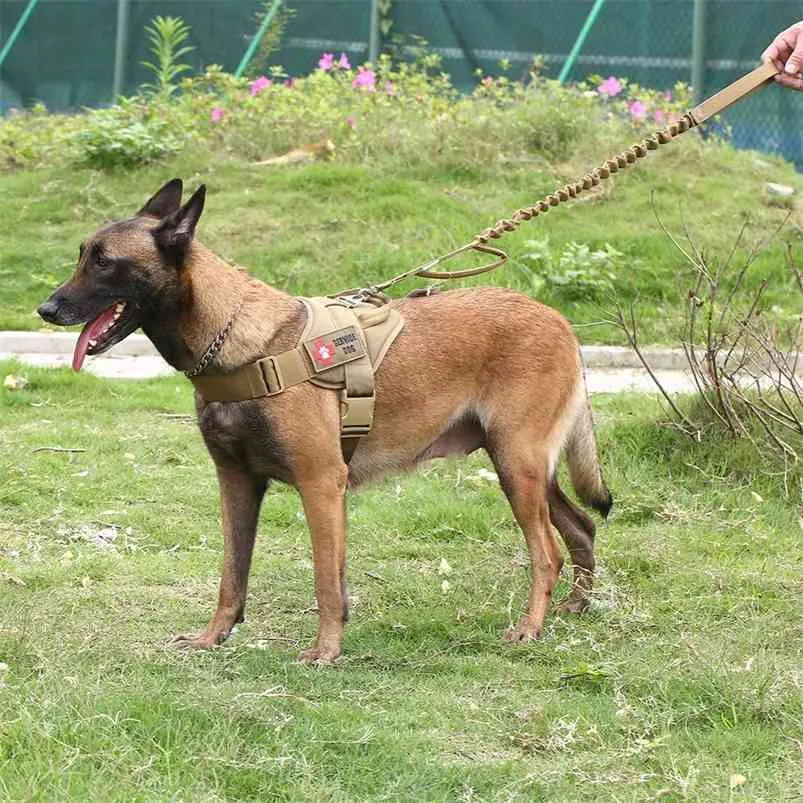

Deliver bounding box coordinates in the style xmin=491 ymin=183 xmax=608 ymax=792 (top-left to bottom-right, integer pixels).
xmin=607 ymin=208 xmax=802 ymax=479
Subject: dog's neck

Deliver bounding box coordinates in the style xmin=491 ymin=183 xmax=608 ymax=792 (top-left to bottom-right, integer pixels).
xmin=143 ymin=241 xmax=304 ymax=374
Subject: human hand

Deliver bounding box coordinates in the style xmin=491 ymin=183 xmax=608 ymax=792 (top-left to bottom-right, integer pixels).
xmin=762 ymin=22 xmax=803 ymax=90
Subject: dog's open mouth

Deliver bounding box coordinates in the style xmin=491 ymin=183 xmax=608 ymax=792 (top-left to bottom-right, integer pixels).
xmin=72 ymin=301 xmax=138 ymax=371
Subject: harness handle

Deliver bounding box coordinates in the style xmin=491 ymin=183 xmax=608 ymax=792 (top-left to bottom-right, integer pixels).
xmin=383 ymin=243 xmax=508 ymax=285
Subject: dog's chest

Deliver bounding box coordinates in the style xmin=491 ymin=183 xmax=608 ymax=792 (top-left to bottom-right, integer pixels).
xmin=196 ymin=398 xmax=292 ymax=481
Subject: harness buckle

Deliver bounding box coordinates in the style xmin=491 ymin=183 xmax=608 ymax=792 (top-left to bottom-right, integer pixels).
xmin=260 ymin=355 xmax=285 ymax=396
xmin=339 ymin=391 xmax=374 ymax=435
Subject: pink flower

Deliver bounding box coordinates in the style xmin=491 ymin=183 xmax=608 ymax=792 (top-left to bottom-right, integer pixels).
xmin=249 ymin=76 xmax=272 ymax=95
xmin=210 ymin=106 xmax=224 ymax=122
xmin=338 ymin=53 xmax=351 ymax=69
xmin=318 ymin=52 xmax=335 ymax=71
xmin=346 ymin=115 xmax=356 ymax=129
xmin=284 ymin=78 xmax=296 ymax=89
xmin=352 ymin=67 xmax=376 ymax=90
xmin=384 ymin=80 xmax=395 ymax=96
xmin=628 ymin=100 xmax=647 ymax=121
xmin=598 ymin=76 xmax=622 ymax=97
xmin=654 ymin=109 xmax=665 ymax=125
xmin=482 ymin=76 xmax=493 ymax=87
xmin=663 ymin=90 xmax=673 ymax=102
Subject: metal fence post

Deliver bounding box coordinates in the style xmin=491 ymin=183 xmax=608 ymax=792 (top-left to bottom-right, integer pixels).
xmin=0 ymin=0 xmax=40 ymax=70
xmin=113 ymin=0 xmax=130 ymax=100
xmin=558 ymin=0 xmax=607 ymax=84
xmin=691 ymin=0 xmax=706 ymax=104
xmin=368 ymin=0 xmax=380 ymax=63
xmin=235 ymin=0 xmax=283 ymax=78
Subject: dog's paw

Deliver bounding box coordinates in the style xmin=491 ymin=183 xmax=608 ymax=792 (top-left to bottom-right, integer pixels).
xmin=170 ymin=631 xmax=224 ymax=650
xmin=555 ymin=595 xmax=590 ymax=615
xmin=298 ymin=644 xmax=341 ymax=665
xmin=504 ymin=616 xmax=542 ymax=643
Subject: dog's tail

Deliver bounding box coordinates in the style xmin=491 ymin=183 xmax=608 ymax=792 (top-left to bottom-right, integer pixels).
xmin=563 ymin=380 xmax=612 ymax=518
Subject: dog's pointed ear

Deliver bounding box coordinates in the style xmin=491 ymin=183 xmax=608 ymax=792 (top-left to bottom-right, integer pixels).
xmin=138 ymin=178 xmax=183 ymax=218
xmin=152 ymin=184 xmax=206 ymax=261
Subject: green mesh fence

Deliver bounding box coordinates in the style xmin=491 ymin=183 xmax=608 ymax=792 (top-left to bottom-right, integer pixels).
xmin=0 ymin=0 xmax=801 ymax=167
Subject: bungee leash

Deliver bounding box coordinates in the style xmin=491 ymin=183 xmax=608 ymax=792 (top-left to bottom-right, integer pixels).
xmin=345 ymin=61 xmax=782 ymax=299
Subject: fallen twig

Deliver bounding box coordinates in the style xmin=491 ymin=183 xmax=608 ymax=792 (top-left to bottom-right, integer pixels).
xmin=32 ymin=446 xmax=86 ymax=454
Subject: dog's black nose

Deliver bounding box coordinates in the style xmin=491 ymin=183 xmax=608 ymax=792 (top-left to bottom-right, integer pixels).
xmin=37 ymin=299 xmax=60 ymax=323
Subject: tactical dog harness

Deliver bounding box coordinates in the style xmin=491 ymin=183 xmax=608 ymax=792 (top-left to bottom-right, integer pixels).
xmin=189 ymin=296 xmax=404 ymax=460
xmin=186 ymin=62 xmax=782 ymax=461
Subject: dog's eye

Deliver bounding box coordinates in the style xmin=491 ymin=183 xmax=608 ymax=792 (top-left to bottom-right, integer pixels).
xmin=96 ymin=253 xmax=111 ymax=269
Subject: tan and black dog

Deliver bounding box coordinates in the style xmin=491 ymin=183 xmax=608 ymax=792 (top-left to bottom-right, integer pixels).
xmin=38 ymin=179 xmax=611 ymax=663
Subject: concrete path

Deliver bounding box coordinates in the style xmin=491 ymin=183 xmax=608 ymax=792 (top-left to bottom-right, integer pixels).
xmin=1 ymin=331 xmax=698 ymax=394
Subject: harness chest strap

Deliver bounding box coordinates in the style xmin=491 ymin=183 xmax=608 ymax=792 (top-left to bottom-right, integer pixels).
xmin=189 ymin=297 xmax=404 ymax=461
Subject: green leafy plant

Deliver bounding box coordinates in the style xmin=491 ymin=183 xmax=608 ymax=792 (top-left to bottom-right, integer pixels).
xmin=521 ymin=237 xmax=623 ymax=299
xmin=378 ymin=0 xmax=393 ymax=37
xmin=73 ymin=100 xmax=185 ymax=168
xmin=141 ymin=16 xmax=194 ymax=95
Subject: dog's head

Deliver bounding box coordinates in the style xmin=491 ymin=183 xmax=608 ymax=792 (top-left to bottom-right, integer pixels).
xmin=37 ymin=178 xmax=205 ymax=370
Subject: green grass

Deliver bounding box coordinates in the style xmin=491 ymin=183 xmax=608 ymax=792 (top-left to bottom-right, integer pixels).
xmin=0 ymin=362 xmax=800 ymax=800
xmin=1 ymin=136 xmax=800 ymax=343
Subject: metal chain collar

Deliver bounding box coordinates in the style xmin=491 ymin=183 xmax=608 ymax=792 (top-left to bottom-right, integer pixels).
xmin=184 ymin=294 xmax=245 ymax=378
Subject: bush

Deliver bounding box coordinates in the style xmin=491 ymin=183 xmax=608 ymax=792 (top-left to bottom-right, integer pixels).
xmin=0 ymin=105 xmax=82 ymax=170
xmin=73 ymin=100 xmax=187 ymax=168
xmin=519 ymin=237 xmax=629 ymax=300
xmin=0 ymin=27 xmax=692 ymax=173
xmin=608 ymin=218 xmax=802 ymax=480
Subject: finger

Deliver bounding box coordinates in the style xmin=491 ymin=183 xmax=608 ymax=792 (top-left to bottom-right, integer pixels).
xmin=761 ymin=51 xmax=784 ymax=72
xmin=764 ymin=26 xmax=800 ymax=66
xmin=777 ymin=72 xmax=803 ymax=91
xmin=761 ymin=43 xmax=781 ymax=64
xmin=785 ymin=37 xmax=803 ymax=75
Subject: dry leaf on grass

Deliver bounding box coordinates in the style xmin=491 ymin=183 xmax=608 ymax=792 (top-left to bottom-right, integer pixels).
xmin=254 ymin=139 xmax=335 ymax=166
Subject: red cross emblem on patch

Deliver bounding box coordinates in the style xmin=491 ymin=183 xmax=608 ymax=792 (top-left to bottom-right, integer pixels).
xmin=312 ymin=338 xmax=336 ymax=368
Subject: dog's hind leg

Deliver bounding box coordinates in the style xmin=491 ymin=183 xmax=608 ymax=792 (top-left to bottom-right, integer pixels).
xmin=173 ymin=464 xmax=267 ymax=649
xmin=491 ymin=443 xmax=563 ymax=642
xmin=548 ymin=480 xmax=596 ymax=613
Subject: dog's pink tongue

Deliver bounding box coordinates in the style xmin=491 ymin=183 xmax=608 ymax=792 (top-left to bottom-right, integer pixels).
xmin=72 ymin=306 xmax=117 ymax=372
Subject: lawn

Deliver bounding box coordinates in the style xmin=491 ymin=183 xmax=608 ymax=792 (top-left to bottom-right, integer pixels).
xmin=1 ymin=135 xmax=801 ymax=344
xmin=0 ymin=363 xmax=799 ymax=801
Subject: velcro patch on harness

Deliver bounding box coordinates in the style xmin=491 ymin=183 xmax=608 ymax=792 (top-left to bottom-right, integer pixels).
xmin=303 ymin=326 xmax=366 ymax=372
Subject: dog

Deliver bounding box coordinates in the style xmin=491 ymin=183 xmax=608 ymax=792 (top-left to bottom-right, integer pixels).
xmin=38 ymin=179 xmax=612 ymax=663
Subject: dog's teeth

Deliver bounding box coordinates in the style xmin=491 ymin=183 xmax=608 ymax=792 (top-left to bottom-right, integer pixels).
xmin=115 ymin=303 xmax=125 ymax=313
xmin=88 ymin=339 xmax=97 ymax=347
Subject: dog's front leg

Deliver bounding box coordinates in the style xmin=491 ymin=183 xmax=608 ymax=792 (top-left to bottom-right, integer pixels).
xmin=297 ymin=463 xmax=349 ymax=664
xmin=173 ymin=463 xmax=267 ymax=649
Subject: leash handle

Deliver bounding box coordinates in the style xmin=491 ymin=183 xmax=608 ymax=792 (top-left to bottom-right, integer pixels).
xmin=348 ymin=62 xmax=781 ymax=297
xmin=689 ymin=61 xmax=779 ymax=125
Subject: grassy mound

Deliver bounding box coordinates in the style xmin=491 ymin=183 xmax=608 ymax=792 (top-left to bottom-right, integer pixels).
xmin=2 ymin=139 xmax=800 ymax=343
